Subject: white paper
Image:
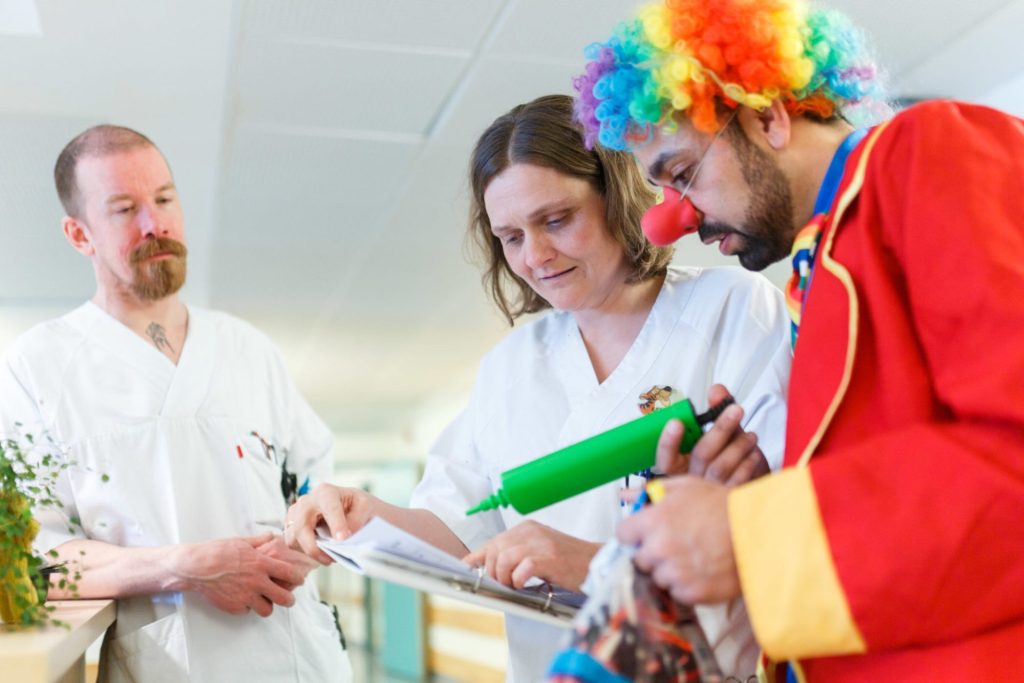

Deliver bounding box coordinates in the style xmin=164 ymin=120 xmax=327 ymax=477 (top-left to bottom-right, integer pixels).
xmin=318 ymin=516 xmax=490 ymax=583
xmin=316 ymin=516 xmax=585 ymax=626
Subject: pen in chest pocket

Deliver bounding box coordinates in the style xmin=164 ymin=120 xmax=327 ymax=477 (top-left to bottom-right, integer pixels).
xmin=250 ymin=430 xmax=308 ymax=503
xmin=250 ymin=430 xmax=278 ymax=464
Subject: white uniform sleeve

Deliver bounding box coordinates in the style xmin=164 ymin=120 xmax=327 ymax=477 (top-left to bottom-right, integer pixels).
xmin=409 ymin=376 xmax=506 ymax=551
xmin=0 ymin=349 xmax=86 ymax=553
xmin=705 ymin=271 xmax=792 ymax=471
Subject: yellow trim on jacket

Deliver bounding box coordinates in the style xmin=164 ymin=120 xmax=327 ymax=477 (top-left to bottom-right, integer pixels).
xmin=795 ymin=120 xmax=893 ymax=467
xmin=729 ymin=468 xmax=866 ymax=659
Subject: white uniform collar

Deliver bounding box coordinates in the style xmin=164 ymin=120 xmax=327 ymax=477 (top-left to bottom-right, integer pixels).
xmin=68 ymin=302 xmax=217 ymax=417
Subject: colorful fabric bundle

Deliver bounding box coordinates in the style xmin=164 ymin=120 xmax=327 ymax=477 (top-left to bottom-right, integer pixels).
xmin=548 ymin=540 xmax=724 ymax=683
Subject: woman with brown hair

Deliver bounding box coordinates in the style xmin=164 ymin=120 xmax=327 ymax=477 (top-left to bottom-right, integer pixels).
xmin=287 ymin=94 xmax=791 ymax=680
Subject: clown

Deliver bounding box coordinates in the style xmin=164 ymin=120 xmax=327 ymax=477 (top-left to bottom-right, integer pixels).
xmin=574 ymin=1 xmax=1024 ymax=681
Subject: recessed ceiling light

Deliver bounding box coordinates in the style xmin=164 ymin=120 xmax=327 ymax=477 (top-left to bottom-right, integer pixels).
xmin=0 ymin=0 xmax=42 ymax=36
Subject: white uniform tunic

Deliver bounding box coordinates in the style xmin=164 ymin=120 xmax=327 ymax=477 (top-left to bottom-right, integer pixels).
xmin=410 ymin=266 xmax=792 ymax=682
xmin=0 ymin=302 xmax=352 ymax=683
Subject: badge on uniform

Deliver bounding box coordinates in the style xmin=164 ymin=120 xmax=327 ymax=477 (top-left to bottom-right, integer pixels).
xmin=638 ymin=385 xmax=673 ymax=415
xmin=627 ymin=385 xmax=676 ymax=487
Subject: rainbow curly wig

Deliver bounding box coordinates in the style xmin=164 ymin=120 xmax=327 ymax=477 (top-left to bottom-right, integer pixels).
xmin=573 ymin=0 xmax=887 ymax=150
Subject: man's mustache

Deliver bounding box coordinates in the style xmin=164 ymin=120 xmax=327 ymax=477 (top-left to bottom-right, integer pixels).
xmin=697 ymin=222 xmax=741 ymax=243
xmin=130 ymin=237 xmax=187 ymax=264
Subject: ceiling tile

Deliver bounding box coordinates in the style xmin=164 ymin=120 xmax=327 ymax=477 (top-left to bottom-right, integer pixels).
xmin=211 ymin=127 xmax=424 ymax=314
xmin=429 ymin=57 xmax=582 ymax=148
xmin=0 ymin=1 xmax=233 ymax=119
xmin=217 ymin=127 xmax=418 ymax=244
xmin=241 ymin=0 xmax=503 ymax=51
xmin=891 ymin=0 xmax=1024 ymax=99
xmin=235 ymin=36 xmax=469 ymax=134
xmin=828 ymin=0 xmax=1017 ymax=80
xmin=487 ymin=0 xmax=645 ymax=63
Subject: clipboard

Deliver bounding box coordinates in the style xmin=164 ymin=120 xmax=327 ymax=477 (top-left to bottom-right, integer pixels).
xmin=316 ymin=517 xmax=584 ymax=627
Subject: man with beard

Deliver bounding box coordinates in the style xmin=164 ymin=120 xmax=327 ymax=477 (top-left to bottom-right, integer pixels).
xmin=0 ymin=126 xmax=352 ymax=682
xmin=573 ymin=0 xmax=1024 ymax=681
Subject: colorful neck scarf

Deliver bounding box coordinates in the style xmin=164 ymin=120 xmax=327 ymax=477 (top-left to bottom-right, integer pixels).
xmin=784 ymin=129 xmax=868 ymax=349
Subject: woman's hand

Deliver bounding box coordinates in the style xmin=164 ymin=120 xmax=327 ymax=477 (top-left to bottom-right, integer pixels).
xmin=284 ymin=484 xmax=380 ymax=565
xmin=462 ymin=521 xmax=600 ymax=592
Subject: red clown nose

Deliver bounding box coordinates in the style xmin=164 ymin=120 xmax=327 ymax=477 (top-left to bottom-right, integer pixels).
xmin=640 ymin=187 xmax=701 ymax=246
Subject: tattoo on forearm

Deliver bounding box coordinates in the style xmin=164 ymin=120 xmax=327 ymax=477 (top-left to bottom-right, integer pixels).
xmin=146 ymin=322 xmax=175 ymax=354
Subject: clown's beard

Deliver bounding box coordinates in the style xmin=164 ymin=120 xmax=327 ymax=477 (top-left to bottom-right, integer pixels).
xmin=698 ymin=127 xmax=796 ymax=272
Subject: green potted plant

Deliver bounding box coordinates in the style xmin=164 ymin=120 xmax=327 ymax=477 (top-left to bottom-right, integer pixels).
xmin=0 ymin=429 xmax=76 ymax=627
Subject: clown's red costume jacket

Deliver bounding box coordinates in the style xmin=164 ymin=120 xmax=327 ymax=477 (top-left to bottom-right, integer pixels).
xmin=728 ymin=101 xmax=1024 ymax=681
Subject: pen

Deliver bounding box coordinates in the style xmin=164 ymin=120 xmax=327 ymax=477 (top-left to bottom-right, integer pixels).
xmin=250 ymin=430 xmax=277 ymax=464
xmin=629 ymin=488 xmax=649 ymax=513
xmin=628 ymin=476 xmax=667 ymax=513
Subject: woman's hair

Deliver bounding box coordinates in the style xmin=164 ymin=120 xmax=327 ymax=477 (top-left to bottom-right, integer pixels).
xmin=468 ymin=94 xmax=672 ymax=326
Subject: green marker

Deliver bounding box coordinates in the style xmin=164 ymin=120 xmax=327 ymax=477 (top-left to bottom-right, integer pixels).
xmin=466 ymin=396 xmax=734 ymax=516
